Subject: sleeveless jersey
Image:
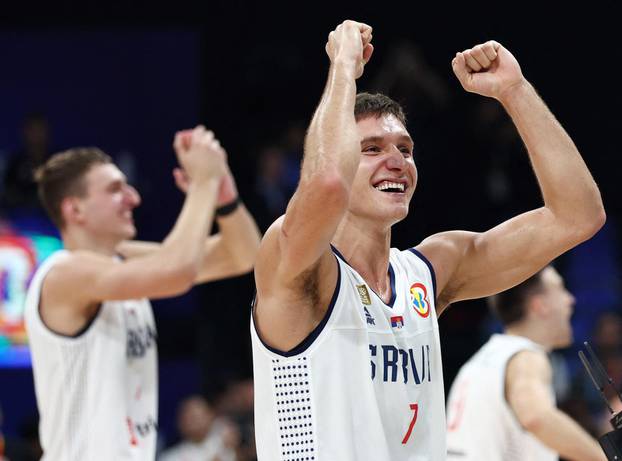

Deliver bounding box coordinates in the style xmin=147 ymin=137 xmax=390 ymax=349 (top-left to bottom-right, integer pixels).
xmin=24 ymin=250 xmax=158 ymax=460
xmin=251 ymin=247 xmax=445 ymax=461
xmin=446 ymin=334 xmax=557 ymax=461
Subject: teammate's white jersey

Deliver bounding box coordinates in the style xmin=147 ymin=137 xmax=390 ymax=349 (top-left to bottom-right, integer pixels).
xmin=25 ymin=250 xmax=158 ymax=461
xmin=251 ymin=247 xmax=445 ymax=461
xmin=446 ymin=334 xmax=557 ymax=461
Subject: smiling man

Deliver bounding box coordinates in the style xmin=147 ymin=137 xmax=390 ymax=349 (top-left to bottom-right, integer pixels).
xmin=25 ymin=127 xmax=260 ymax=460
xmin=250 ymin=20 xmax=605 ymax=461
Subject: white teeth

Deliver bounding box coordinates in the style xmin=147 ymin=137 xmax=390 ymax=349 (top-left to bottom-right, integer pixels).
xmin=375 ymin=181 xmax=405 ymax=192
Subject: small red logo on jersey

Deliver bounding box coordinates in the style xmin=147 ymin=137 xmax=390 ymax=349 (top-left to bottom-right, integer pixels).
xmin=410 ymin=283 xmax=430 ymax=318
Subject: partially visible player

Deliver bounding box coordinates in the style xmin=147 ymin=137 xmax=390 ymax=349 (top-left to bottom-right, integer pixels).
xmin=25 ymin=126 xmax=260 ymax=460
xmin=446 ymin=266 xmax=605 ymax=461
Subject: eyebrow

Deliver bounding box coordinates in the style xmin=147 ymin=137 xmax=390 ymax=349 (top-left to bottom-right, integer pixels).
xmin=106 ymin=177 xmax=128 ymax=189
xmin=360 ymin=135 xmax=414 ymax=146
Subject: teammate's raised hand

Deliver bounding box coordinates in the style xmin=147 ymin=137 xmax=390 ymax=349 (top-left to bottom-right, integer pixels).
xmin=451 ymin=41 xmax=525 ymax=101
xmin=173 ymin=129 xmax=238 ymax=205
xmin=172 ymin=126 xmax=226 ymax=184
xmin=325 ymin=20 xmax=374 ymax=79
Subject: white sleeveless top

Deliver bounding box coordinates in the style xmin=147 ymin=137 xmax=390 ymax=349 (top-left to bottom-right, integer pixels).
xmin=446 ymin=334 xmax=557 ymax=461
xmin=24 ymin=250 xmax=158 ymax=461
xmin=251 ymin=247 xmax=445 ymax=461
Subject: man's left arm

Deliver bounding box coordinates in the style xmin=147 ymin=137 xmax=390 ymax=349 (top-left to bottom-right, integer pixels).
xmin=417 ymin=41 xmax=605 ymax=311
xmin=118 ymin=150 xmax=261 ymax=283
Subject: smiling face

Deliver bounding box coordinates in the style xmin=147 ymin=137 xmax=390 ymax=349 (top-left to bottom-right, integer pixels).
xmin=348 ymin=114 xmax=417 ymax=226
xmin=70 ymin=163 xmax=141 ymax=242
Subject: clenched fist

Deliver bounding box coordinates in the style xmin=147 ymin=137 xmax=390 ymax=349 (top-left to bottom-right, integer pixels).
xmin=451 ymin=40 xmax=525 ymax=101
xmin=325 ymin=20 xmax=374 ymax=79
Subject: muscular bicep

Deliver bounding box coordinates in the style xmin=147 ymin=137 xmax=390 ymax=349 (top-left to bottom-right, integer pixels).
xmin=420 ymin=206 xmax=580 ymax=309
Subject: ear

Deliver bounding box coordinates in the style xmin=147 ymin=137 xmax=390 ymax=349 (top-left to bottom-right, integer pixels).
xmin=60 ymin=196 xmax=85 ymax=225
xmin=527 ymin=294 xmax=548 ymax=318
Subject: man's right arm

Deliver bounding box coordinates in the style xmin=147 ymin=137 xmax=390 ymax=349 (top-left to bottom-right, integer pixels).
xmin=507 ymin=351 xmax=605 ymax=461
xmin=257 ymin=20 xmax=374 ymax=289
xmin=253 ymin=21 xmax=373 ymax=351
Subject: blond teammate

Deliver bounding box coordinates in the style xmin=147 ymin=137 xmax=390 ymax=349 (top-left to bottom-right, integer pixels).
xmin=25 ymin=127 xmax=260 ymax=460
xmin=251 ymin=20 xmax=605 ymax=461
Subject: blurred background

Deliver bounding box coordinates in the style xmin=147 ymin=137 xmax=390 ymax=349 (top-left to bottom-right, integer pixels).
xmin=1 ymin=1 xmax=621 ymax=459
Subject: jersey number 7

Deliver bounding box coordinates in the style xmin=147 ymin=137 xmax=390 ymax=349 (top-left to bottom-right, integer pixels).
xmin=401 ymin=403 xmax=419 ymax=444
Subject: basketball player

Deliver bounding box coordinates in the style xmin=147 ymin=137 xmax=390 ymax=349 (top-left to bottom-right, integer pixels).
xmin=446 ymin=266 xmax=605 ymax=460
xmin=24 ymin=126 xmax=261 ymax=460
xmin=251 ymin=20 xmax=605 ymax=460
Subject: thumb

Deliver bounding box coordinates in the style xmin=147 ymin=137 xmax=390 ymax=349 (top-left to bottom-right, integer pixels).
xmin=172 ymin=167 xmax=189 ymax=193
xmin=451 ymin=52 xmax=471 ymax=88
xmin=363 ymin=43 xmax=374 ymax=64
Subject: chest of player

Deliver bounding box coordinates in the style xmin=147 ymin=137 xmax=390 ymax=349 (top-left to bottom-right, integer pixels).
xmin=343 ymin=266 xmax=436 ymax=338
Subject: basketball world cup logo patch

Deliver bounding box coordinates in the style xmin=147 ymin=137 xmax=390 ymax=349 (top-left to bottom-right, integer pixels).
xmin=410 ymin=282 xmax=430 ymax=318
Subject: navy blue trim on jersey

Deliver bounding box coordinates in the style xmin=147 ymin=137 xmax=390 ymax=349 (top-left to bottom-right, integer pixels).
xmin=332 ymin=244 xmax=397 ymax=308
xmin=387 ymin=263 xmax=396 ymax=307
xmin=408 ymin=247 xmax=438 ymax=302
xmin=39 ymin=302 xmax=103 ymax=339
xmin=253 ymin=254 xmax=341 ymax=357
xmin=330 ymin=244 xmax=348 ymax=265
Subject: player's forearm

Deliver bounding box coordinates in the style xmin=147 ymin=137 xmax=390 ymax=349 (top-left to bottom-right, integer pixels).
xmin=161 ymin=179 xmax=220 ymax=275
xmin=215 ymin=204 xmax=261 ymax=272
xmin=500 ymin=81 xmax=605 ymax=237
xmin=302 ymin=61 xmax=360 ymax=187
xmin=527 ymin=408 xmax=605 ymax=461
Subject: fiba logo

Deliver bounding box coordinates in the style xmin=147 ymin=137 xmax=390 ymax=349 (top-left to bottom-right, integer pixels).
xmin=409 ymin=282 xmax=430 ymax=318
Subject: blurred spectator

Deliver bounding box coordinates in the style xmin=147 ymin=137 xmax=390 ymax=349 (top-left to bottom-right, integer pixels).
xmin=250 ymin=145 xmax=291 ymax=231
xmin=570 ymin=311 xmax=622 ymax=429
xmin=1 ymin=113 xmax=52 ymax=213
xmin=159 ymin=395 xmax=239 ymax=461
xmin=592 ymin=312 xmax=622 ymax=357
xmin=214 ymin=380 xmax=255 ymax=461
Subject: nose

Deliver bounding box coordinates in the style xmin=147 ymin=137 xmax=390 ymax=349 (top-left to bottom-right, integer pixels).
xmin=386 ymin=146 xmax=406 ymax=171
xmin=125 ymin=184 xmax=141 ymax=207
xmin=568 ymin=291 xmax=576 ymax=313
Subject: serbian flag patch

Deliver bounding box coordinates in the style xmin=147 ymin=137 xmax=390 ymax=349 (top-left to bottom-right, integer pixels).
xmin=390 ymin=316 xmax=404 ymax=329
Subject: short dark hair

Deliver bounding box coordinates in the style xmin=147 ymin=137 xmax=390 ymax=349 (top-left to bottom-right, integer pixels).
xmin=354 ymin=92 xmax=407 ymax=126
xmin=489 ymin=268 xmax=548 ymax=326
xmin=34 ymin=147 xmax=112 ymax=228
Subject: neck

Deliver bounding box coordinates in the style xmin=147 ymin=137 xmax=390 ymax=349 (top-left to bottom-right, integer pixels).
xmin=505 ymin=322 xmax=552 ymax=352
xmin=332 ymin=213 xmax=392 ymax=300
xmin=62 ymin=229 xmax=120 ymax=256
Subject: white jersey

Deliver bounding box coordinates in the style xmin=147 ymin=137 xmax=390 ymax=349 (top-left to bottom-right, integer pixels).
xmin=25 ymin=250 xmax=158 ymax=461
xmin=251 ymin=247 xmax=445 ymax=461
xmin=446 ymin=334 xmax=557 ymax=461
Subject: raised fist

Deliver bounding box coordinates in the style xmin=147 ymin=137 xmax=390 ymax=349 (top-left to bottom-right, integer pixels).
xmin=451 ymin=40 xmax=525 ymax=101
xmin=172 ymin=126 xmax=226 ymax=183
xmin=325 ymin=20 xmax=374 ymax=79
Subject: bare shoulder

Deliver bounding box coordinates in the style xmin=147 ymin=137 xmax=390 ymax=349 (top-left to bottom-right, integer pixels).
xmin=39 ymin=251 xmax=110 ymax=334
xmin=43 ymin=250 xmax=122 ymax=305
xmin=506 ymin=349 xmax=551 ymax=381
xmin=254 ymin=217 xmax=339 ymax=351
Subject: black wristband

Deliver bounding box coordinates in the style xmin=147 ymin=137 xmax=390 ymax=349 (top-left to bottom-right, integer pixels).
xmin=215 ymin=196 xmax=241 ymax=217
